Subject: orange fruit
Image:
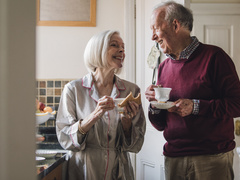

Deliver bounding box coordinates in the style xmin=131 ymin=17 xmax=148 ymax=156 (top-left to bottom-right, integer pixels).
xmin=43 ymin=106 xmax=52 ymax=113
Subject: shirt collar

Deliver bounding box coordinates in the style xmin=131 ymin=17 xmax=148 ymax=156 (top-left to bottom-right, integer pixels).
xmin=82 ymin=72 xmax=126 ymax=90
xmin=82 ymin=72 xmax=126 ymax=100
xmin=166 ymin=36 xmax=200 ymax=60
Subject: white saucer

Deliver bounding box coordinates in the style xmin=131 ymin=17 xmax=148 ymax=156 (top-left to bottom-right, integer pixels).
xmin=150 ymin=101 xmax=174 ymax=109
xmin=36 ymin=150 xmax=58 ymax=158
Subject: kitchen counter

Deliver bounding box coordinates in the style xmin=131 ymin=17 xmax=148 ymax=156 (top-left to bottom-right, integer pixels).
xmin=37 ymin=149 xmax=70 ymax=180
xmin=36 ymin=114 xmax=70 ymax=179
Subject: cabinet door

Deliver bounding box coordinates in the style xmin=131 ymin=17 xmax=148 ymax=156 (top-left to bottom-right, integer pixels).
xmin=41 ymin=164 xmax=62 ymax=180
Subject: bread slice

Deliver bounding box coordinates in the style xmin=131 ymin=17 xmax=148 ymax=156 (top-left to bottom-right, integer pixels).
xmin=118 ymin=92 xmax=141 ymax=107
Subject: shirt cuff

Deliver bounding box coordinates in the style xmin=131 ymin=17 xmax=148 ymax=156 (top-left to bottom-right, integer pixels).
xmin=192 ymin=99 xmax=200 ymax=115
xmin=149 ymin=105 xmax=161 ymax=115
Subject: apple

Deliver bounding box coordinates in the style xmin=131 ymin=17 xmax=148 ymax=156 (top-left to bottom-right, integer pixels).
xmin=39 ymin=102 xmax=45 ymax=111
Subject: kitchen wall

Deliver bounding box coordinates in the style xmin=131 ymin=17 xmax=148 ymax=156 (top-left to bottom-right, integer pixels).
xmin=36 ymin=0 xmax=126 ymax=80
xmin=36 ymin=0 xmax=240 ymax=81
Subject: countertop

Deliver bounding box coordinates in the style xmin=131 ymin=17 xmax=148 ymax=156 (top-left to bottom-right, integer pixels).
xmin=36 ymin=149 xmax=70 ymax=179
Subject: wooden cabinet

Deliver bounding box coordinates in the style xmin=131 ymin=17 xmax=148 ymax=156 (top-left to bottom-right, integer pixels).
xmin=41 ymin=163 xmax=63 ymax=180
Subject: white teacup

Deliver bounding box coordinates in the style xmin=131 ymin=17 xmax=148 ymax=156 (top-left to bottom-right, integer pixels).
xmin=154 ymin=87 xmax=172 ymax=102
xmin=113 ymin=98 xmax=125 ymax=113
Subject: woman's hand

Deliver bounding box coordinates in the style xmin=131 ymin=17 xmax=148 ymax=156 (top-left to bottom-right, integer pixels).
xmin=121 ymin=101 xmax=139 ymax=133
xmin=94 ymin=96 xmax=115 ymax=118
xmin=168 ymin=99 xmax=193 ymax=117
xmin=79 ymin=96 xmax=115 ymax=134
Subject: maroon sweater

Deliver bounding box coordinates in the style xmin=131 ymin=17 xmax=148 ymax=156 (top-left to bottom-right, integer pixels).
xmin=149 ymin=43 xmax=240 ymax=157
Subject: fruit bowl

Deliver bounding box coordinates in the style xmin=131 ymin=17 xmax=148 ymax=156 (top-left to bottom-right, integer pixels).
xmin=36 ymin=111 xmax=56 ymax=125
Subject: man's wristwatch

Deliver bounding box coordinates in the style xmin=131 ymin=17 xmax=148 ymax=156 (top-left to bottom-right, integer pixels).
xmin=192 ymin=99 xmax=200 ymax=115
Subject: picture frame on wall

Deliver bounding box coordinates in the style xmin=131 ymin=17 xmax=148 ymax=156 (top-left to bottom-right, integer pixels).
xmin=36 ymin=0 xmax=96 ymax=27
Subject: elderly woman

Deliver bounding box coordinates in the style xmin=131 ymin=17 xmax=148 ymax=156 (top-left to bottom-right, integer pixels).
xmin=56 ymin=30 xmax=146 ymax=180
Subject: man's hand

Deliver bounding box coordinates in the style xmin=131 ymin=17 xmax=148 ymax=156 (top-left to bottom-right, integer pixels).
xmin=168 ymin=99 xmax=193 ymax=117
xmin=145 ymin=84 xmax=159 ymax=102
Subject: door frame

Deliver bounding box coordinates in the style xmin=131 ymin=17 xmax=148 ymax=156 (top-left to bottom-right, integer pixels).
xmin=124 ymin=0 xmax=136 ymax=83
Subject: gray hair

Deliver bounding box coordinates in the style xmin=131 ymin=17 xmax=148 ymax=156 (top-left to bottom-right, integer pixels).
xmin=84 ymin=30 xmax=121 ymax=74
xmin=153 ymin=1 xmax=193 ymax=31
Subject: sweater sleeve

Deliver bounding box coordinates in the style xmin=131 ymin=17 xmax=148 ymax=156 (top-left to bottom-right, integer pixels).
xmin=198 ymin=49 xmax=240 ymax=118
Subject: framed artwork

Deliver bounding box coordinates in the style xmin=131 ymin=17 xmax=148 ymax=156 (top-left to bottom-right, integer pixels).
xmin=36 ymin=0 xmax=96 ymax=26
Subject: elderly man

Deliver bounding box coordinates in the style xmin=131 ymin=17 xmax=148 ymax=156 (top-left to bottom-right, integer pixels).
xmin=145 ymin=1 xmax=240 ymax=180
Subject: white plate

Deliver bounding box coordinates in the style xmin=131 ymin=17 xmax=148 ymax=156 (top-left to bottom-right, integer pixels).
xmin=36 ymin=150 xmax=58 ymax=158
xmin=36 ymin=156 xmax=45 ymax=161
xmin=150 ymin=101 xmax=174 ymax=109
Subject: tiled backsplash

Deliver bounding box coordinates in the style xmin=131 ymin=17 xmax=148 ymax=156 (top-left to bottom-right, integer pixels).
xmin=36 ymin=79 xmax=74 ymax=149
xmin=36 ymin=79 xmax=74 ymax=110
xmin=36 ymin=79 xmax=74 ymax=127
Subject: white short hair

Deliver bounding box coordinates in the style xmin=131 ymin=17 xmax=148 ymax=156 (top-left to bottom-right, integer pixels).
xmin=84 ymin=30 xmax=122 ymax=74
xmin=153 ymin=1 xmax=193 ymax=31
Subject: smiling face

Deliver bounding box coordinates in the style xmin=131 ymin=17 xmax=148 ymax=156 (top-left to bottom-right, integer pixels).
xmin=150 ymin=8 xmax=177 ymax=56
xmin=106 ymin=33 xmax=125 ymax=70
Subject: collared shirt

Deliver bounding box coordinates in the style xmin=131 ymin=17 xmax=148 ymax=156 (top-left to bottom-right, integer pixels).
xmin=166 ymin=36 xmax=200 ymax=60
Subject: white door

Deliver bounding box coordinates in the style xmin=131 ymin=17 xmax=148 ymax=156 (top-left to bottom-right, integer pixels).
xmin=191 ymin=3 xmax=240 ymax=179
xmin=135 ymin=1 xmax=189 ymax=180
